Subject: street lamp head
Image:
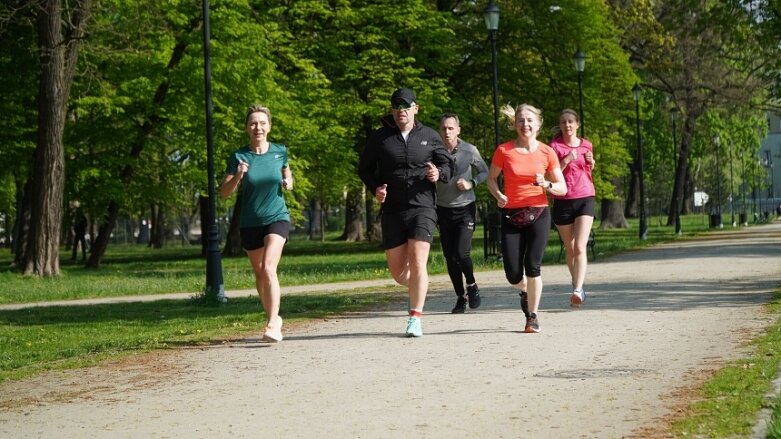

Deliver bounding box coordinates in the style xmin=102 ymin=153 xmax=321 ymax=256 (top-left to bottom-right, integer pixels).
xmin=632 ymin=83 xmax=641 ymax=101
xmin=573 ymin=49 xmax=585 ymax=73
xmin=483 ymin=1 xmax=500 ymax=31
xmin=669 ymin=106 xmax=679 ymax=119
xmin=714 ymin=132 xmax=720 ymax=146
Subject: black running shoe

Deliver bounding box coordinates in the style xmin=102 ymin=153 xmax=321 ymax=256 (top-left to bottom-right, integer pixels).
xmin=466 ymin=284 xmax=481 ymax=309
xmin=519 ymin=291 xmax=529 ymax=317
xmin=451 ymin=296 xmax=467 ymax=314
xmin=524 ymin=312 xmax=541 ymax=333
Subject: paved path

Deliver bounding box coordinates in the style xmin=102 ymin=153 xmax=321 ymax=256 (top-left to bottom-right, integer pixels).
xmin=1 ymin=222 xmax=781 ymax=438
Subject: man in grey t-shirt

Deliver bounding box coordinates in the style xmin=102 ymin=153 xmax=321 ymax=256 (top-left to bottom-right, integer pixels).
xmin=435 ymin=113 xmax=489 ymax=313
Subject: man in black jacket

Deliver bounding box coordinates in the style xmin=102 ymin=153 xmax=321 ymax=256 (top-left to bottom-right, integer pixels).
xmin=358 ymin=87 xmax=453 ymax=337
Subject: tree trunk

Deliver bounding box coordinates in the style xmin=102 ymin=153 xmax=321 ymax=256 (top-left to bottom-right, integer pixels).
xmin=667 ymin=113 xmax=698 ymax=224
xmin=342 ymin=187 xmax=365 ymax=242
xmin=25 ymin=0 xmax=84 ymax=276
xmin=12 ymin=176 xmax=32 ymax=265
xmin=199 ymin=195 xmax=209 ymax=256
xmin=345 ymin=108 xmax=376 ymax=242
xmin=600 ymin=199 xmax=629 ymax=229
xmin=308 ymin=198 xmax=323 ymax=240
xmin=601 ymin=174 xmax=629 ymax=229
xmin=624 ymin=163 xmax=639 ymax=219
xmin=682 ymin=166 xmax=694 ymax=215
xmin=667 ymin=149 xmax=684 ymax=226
xmin=150 ymin=203 xmax=166 ymax=249
xmin=222 ymin=195 xmax=243 ymax=257
xmin=177 ymin=215 xmax=191 ymax=245
xmin=136 ymin=213 xmax=150 ymax=245
xmin=86 ymin=201 xmax=120 ymax=268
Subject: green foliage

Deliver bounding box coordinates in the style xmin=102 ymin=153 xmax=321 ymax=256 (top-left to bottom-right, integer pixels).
xmin=606 ymin=0 xmax=778 ymax=218
xmin=277 ymin=0 xmax=457 ymax=208
xmin=0 ymin=4 xmax=37 ymax=219
xmin=489 ymin=1 xmax=637 ymax=200
xmin=4 ymin=0 xmax=779 ymax=262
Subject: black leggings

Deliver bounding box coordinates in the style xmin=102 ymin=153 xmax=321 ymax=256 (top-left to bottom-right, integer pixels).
xmin=437 ymin=204 xmax=477 ymax=297
xmin=500 ymin=207 xmax=550 ymax=285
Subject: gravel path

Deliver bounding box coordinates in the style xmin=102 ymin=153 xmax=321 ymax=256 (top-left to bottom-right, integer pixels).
xmin=1 ymin=222 xmax=781 ymax=438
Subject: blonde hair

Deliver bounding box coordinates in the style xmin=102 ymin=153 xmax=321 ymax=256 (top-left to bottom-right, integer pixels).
xmin=245 ymin=105 xmax=272 ymax=126
xmin=500 ymin=103 xmax=543 ymax=128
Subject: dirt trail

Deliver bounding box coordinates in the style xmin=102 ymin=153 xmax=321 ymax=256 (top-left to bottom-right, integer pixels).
xmin=1 ymin=222 xmax=781 ymax=438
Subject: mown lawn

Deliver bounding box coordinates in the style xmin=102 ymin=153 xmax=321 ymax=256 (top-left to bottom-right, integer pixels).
xmin=0 ymin=213 xmax=715 ymax=304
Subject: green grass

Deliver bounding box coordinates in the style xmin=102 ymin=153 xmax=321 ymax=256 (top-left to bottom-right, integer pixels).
xmin=0 ymin=213 xmax=715 ymax=305
xmin=770 ymin=395 xmax=781 ymax=438
xmin=671 ymin=290 xmax=781 ymax=438
xmin=0 ymin=290 xmax=399 ymax=382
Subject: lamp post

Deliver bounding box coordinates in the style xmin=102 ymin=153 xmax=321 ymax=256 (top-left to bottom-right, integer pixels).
xmin=574 ymin=49 xmax=585 ymax=138
xmin=632 ymin=84 xmax=647 ymax=240
xmin=763 ymin=150 xmax=774 ymax=216
xmin=755 ymin=131 xmax=762 ymax=220
xmin=202 ymin=0 xmax=225 ymax=303
xmin=670 ymin=106 xmax=681 ymax=234
xmin=484 ymin=0 xmax=500 ymax=149
xmin=712 ymin=133 xmax=723 ymax=228
xmin=767 ymin=150 xmax=775 ymax=208
xmin=729 ymin=143 xmax=735 ymax=227
xmin=755 ymin=158 xmax=761 ymax=221
xmin=741 ymin=152 xmax=747 ymax=225
xmin=483 ymin=0 xmax=500 ymax=262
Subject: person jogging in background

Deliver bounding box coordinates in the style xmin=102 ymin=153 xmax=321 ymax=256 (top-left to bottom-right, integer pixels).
xmin=435 ymin=113 xmax=489 ymax=313
xmin=550 ymin=109 xmax=596 ymax=308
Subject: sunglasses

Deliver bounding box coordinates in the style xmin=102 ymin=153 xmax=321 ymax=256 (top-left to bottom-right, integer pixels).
xmin=391 ymin=102 xmax=416 ymax=110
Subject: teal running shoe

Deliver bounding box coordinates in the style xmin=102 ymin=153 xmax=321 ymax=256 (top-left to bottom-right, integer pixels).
xmin=405 ymin=317 xmax=423 ymax=337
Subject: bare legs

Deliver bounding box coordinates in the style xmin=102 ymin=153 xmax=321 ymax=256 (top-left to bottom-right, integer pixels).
xmin=246 ymin=234 xmax=286 ymax=326
xmin=385 ymin=239 xmax=431 ymax=311
xmin=556 ymin=215 xmax=594 ymax=291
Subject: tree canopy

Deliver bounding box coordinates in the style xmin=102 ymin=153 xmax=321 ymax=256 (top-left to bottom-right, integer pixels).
xmin=2 ymin=0 xmax=780 ymax=275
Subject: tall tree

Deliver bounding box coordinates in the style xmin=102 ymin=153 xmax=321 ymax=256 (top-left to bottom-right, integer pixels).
xmin=280 ymin=0 xmax=454 ymax=241
xmin=66 ymin=0 xmax=323 ymax=265
xmin=23 ymin=0 xmax=92 ymax=276
xmin=608 ymin=0 xmax=776 ymax=227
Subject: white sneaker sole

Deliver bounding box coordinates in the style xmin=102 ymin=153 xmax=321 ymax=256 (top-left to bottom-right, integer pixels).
xmin=262 ymin=317 xmax=283 ymax=343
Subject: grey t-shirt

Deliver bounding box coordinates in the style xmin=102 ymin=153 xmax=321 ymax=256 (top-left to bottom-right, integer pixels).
xmin=435 ymin=140 xmax=488 ymax=208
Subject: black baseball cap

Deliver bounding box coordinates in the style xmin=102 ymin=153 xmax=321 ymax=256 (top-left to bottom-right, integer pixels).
xmin=390 ymin=88 xmax=416 ymax=107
